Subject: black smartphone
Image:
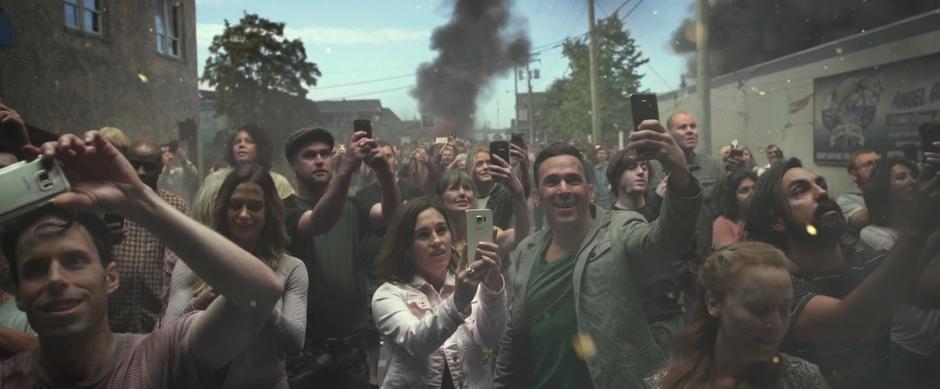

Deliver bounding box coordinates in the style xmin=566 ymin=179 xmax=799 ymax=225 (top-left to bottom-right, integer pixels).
xmin=511 ymin=133 xmax=526 ymax=149
xmin=353 ymin=119 xmax=373 ymax=138
xmin=729 ymin=148 xmax=744 ymax=158
xmin=490 ymin=141 xmax=510 ymax=165
xmin=902 ymin=144 xmax=918 ymax=162
xmin=630 ymin=94 xmax=660 ymax=131
xmin=920 ymin=123 xmax=940 ymax=162
xmin=104 ymin=213 xmax=125 ymax=228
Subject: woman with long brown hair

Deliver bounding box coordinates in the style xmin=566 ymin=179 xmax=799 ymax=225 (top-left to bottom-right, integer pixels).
xmin=649 ymin=242 xmax=827 ymax=389
xmin=163 ymin=164 xmax=308 ymax=388
xmin=371 ymin=198 xmax=506 ymax=389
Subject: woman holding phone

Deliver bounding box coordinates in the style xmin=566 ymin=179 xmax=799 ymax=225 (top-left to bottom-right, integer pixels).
xmin=372 ymin=198 xmax=506 ymax=389
xmin=435 ymin=162 xmax=529 ymax=264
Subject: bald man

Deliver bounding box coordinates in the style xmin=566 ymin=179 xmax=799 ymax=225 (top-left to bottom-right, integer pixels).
xmin=108 ymin=141 xmax=189 ymax=333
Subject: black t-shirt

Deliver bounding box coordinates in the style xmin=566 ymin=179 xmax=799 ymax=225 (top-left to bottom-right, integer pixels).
xmin=783 ymin=248 xmax=890 ymax=389
xmin=354 ymin=179 xmax=425 ymax=302
xmin=354 ymin=179 xmax=424 ymax=208
xmin=283 ymin=195 xmax=374 ymax=341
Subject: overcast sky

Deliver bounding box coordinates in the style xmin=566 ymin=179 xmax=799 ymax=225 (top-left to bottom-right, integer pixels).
xmin=195 ymin=0 xmax=691 ymax=128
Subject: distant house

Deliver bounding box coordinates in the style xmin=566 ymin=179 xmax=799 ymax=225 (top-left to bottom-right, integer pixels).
xmin=315 ymin=99 xmax=415 ymax=144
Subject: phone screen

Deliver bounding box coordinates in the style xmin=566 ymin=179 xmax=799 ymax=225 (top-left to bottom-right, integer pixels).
xmin=511 ymin=133 xmax=525 ymax=149
xmin=920 ymin=124 xmax=940 ymax=161
xmin=490 ymin=141 xmax=510 ymax=164
xmin=353 ymin=119 xmax=372 ymax=138
xmin=630 ymin=94 xmax=660 ymax=131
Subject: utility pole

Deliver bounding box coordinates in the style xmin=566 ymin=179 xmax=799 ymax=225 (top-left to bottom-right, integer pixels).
xmin=526 ymin=59 xmax=536 ymax=146
xmin=587 ymin=0 xmax=601 ymax=144
xmin=695 ymin=0 xmax=712 ymax=154
xmin=513 ymin=65 xmax=519 ymax=131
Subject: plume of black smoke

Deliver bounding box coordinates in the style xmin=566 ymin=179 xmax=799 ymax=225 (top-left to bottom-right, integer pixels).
xmin=671 ymin=0 xmax=940 ymax=77
xmin=413 ymin=0 xmax=530 ymax=135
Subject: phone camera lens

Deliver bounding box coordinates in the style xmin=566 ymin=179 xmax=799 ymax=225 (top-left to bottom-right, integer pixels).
xmin=476 ymin=215 xmax=483 ymax=222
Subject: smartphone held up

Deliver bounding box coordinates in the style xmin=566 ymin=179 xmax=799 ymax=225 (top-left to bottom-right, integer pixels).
xmin=353 ymin=119 xmax=373 ymax=138
xmin=465 ymin=209 xmax=493 ymax=269
xmin=0 ymin=158 xmax=70 ymax=223
xmin=630 ymin=94 xmax=663 ymax=160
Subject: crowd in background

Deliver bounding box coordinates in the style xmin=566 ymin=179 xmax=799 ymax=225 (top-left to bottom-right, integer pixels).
xmin=1 ymin=100 xmax=940 ymax=389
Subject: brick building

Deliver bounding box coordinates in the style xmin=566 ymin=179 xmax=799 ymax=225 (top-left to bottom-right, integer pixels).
xmin=0 ymin=0 xmax=199 ymax=144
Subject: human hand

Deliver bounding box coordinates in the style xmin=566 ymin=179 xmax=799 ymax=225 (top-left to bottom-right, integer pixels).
xmin=340 ymin=131 xmax=376 ymax=175
xmin=488 ymin=154 xmax=524 ymax=196
xmin=36 ymin=131 xmax=148 ymax=216
xmin=454 ymin=244 xmax=499 ymax=314
xmin=190 ymin=287 xmax=219 ymax=311
xmin=627 ymin=120 xmax=686 ymax=171
xmin=0 ymin=103 xmax=29 ymax=157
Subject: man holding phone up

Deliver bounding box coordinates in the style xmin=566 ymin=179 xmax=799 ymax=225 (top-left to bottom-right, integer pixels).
xmin=281 ymin=124 xmax=401 ymax=389
xmin=495 ymin=120 xmax=702 ymax=389
xmin=0 ymin=131 xmax=285 ymax=388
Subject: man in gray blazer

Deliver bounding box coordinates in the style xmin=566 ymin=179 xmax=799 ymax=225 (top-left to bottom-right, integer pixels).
xmin=495 ymin=120 xmax=702 ymax=389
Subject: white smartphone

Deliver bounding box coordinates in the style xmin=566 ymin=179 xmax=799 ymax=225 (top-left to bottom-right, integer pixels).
xmin=0 ymin=158 xmax=71 ymax=223
xmin=465 ymin=209 xmax=493 ymax=269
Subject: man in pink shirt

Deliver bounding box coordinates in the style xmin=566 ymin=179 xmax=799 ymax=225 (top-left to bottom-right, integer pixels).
xmin=0 ymin=131 xmax=285 ymax=388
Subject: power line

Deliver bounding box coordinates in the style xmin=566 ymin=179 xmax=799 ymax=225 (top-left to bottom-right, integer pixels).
xmin=596 ymin=1 xmax=609 ymax=17
xmin=319 ymin=84 xmax=414 ymax=100
xmin=646 ymin=62 xmax=673 ymax=90
xmin=621 ymin=0 xmax=645 ymax=20
xmin=309 ymin=1 xmax=649 ymax=94
xmin=315 ymin=73 xmax=414 ymax=89
xmin=612 ymin=0 xmax=634 ymax=15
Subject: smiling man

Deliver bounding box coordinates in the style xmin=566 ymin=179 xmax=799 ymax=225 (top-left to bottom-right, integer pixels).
xmin=494 ymin=120 xmax=702 ymax=389
xmin=0 ymin=131 xmax=284 ymax=388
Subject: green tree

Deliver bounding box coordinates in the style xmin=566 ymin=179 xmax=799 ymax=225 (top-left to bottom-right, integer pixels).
xmin=539 ymin=14 xmax=649 ymax=144
xmin=202 ymin=13 xmax=321 ymax=129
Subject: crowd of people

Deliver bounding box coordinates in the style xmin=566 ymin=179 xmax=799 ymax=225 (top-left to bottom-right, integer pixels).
xmin=0 ymin=100 xmax=939 ymax=389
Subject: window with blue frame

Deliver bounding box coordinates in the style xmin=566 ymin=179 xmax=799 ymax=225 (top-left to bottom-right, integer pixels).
xmin=64 ymin=0 xmax=102 ymax=35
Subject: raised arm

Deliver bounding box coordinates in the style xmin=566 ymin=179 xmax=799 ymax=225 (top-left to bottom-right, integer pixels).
xmin=489 ymin=153 xmax=531 ymax=255
xmin=365 ymin=144 xmax=401 ymax=225
xmin=466 ymin=242 xmax=507 ymax=348
xmin=296 ymin=131 xmax=374 ymax=236
xmin=0 ymin=103 xmax=30 ymax=161
xmin=621 ymin=120 xmax=702 ymax=261
xmin=371 ymin=284 xmax=468 ymax=359
xmin=792 ymin=158 xmax=940 ymax=342
xmin=372 ymin=249 xmax=497 ymax=359
xmin=40 ymin=131 xmax=284 ymax=370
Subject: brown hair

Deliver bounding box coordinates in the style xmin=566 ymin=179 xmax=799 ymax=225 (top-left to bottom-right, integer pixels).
xmin=194 ymin=164 xmax=288 ymax=294
xmin=377 ymin=198 xmax=457 ymax=284
xmin=658 ymin=241 xmax=797 ymax=389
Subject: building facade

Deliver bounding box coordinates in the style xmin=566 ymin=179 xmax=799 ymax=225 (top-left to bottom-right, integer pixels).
xmin=658 ymin=10 xmax=940 ymax=198
xmin=0 ymin=0 xmax=198 ymax=143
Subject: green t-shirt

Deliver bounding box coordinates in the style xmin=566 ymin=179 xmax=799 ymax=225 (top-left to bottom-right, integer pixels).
xmin=523 ymin=248 xmax=593 ymax=389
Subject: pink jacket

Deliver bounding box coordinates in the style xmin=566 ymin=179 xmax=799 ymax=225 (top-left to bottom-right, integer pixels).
xmin=372 ymin=273 xmax=507 ymax=389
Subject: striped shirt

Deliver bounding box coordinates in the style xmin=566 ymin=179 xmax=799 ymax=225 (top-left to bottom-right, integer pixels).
xmin=783 ymin=248 xmax=889 ymax=389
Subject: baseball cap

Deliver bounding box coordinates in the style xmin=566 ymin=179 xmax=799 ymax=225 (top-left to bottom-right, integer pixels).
xmin=285 ymin=127 xmax=334 ymax=160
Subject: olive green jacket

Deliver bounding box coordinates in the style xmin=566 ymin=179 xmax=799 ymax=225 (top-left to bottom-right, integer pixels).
xmin=494 ymin=177 xmax=702 ymax=389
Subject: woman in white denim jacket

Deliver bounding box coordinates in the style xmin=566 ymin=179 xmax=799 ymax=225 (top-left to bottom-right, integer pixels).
xmin=372 ymin=198 xmax=507 ymax=389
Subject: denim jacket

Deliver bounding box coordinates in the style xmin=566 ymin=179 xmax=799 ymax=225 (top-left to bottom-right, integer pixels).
xmin=372 ymin=272 xmax=507 ymax=389
xmin=495 ymin=177 xmax=702 ymax=389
